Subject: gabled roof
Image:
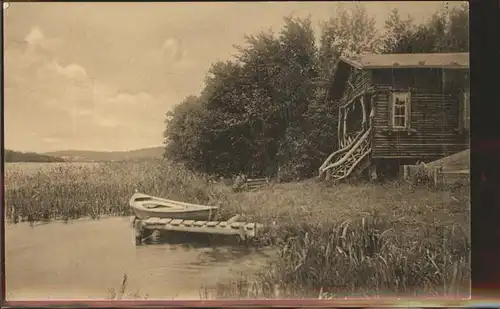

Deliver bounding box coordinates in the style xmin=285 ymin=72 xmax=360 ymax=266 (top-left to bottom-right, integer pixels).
xmin=340 ymin=53 xmax=469 ymax=70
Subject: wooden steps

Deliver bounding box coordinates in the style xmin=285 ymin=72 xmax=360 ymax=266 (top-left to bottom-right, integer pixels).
xmin=134 ymin=215 xmax=263 ymax=245
xmin=321 ymin=127 xmax=372 ymax=182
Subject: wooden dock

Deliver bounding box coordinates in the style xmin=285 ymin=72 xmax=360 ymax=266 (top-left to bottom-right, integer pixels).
xmin=133 ymin=215 xmax=264 ymax=245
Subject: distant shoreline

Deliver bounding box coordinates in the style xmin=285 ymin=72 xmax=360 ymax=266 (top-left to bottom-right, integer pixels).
xmin=4 ymin=150 xmax=65 ymax=163
xmin=4 ymin=146 xmax=164 ymax=163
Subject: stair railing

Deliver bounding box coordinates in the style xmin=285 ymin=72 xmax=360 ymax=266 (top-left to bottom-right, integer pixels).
xmin=318 ymin=129 xmax=365 ymax=174
xmin=320 ymin=126 xmax=372 ymax=173
xmin=336 ymin=144 xmax=372 ymax=181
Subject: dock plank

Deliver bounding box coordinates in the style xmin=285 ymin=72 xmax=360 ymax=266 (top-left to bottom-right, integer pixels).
xmin=230 ymin=222 xmax=245 ymax=228
xmin=206 ymin=221 xmax=220 ymax=227
xmin=182 ymin=220 xmax=195 ymax=226
xmin=193 ymin=221 xmax=206 ymax=227
xmin=170 ymin=219 xmax=183 ymax=226
xmin=146 ymin=218 xmax=161 ymax=224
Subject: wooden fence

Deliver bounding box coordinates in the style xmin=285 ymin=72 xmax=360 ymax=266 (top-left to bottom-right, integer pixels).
xmin=246 ymin=178 xmax=270 ymax=191
xmin=233 ymin=177 xmax=270 ymax=192
xmin=401 ymin=164 xmax=470 ymax=187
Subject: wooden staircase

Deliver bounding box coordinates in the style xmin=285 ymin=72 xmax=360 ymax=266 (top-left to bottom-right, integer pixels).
xmin=319 ymin=127 xmax=372 ymax=182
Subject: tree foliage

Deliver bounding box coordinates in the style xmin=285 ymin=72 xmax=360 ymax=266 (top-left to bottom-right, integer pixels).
xmin=164 ymin=4 xmax=469 ymax=179
xmin=382 ymin=4 xmax=469 ymax=53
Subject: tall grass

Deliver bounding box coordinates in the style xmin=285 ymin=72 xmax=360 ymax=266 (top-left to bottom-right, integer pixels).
xmin=205 ymin=181 xmax=470 ymax=298
xmin=5 ymin=159 xmax=226 ymax=222
xmin=5 ymin=160 xmax=470 ymax=297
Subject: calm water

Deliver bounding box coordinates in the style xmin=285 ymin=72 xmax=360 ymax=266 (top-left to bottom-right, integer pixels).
xmin=5 ymin=162 xmax=100 ymax=176
xmin=5 ymin=217 xmax=273 ymax=300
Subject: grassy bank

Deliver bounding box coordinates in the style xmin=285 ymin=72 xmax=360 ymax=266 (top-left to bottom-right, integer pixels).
xmin=211 ymin=182 xmax=470 ymax=298
xmin=5 ymin=160 xmax=470 ymax=297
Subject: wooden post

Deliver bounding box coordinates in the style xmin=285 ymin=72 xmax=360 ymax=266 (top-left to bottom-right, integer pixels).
xmin=369 ymin=160 xmax=378 ymax=181
xmin=134 ymin=218 xmax=143 ymax=245
xmin=151 ymin=230 xmax=161 ymax=243
xmin=360 ymin=96 xmax=367 ymax=130
xmin=343 ymin=107 xmax=348 ymax=146
xmin=337 ymin=107 xmax=344 ymax=149
xmin=369 ymin=95 xmax=376 ymax=127
xmin=398 ymin=165 xmax=404 ymax=180
xmin=433 ymin=167 xmax=442 ymax=187
xmin=388 ymin=92 xmax=394 ymax=129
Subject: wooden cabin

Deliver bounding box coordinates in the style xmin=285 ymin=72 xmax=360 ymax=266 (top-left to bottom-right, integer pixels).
xmin=318 ymin=53 xmax=469 ymax=181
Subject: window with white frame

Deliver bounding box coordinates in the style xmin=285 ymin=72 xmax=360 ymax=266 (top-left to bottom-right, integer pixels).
xmin=462 ymin=91 xmax=470 ymax=130
xmin=391 ymin=92 xmax=411 ymax=129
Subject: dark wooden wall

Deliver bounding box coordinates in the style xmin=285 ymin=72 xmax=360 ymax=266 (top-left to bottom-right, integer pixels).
xmin=341 ymin=68 xmax=372 ymax=102
xmin=370 ymin=69 xmax=469 ymax=160
xmin=372 ymin=68 xmax=444 ymax=91
xmin=371 ymin=68 xmax=469 ymax=93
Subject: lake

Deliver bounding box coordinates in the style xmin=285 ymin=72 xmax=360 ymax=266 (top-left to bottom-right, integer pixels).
xmin=5 ymin=162 xmax=100 ymax=176
xmin=5 ymin=217 xmax=273 ymax=300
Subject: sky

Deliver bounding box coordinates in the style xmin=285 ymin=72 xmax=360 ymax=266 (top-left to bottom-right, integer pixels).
xmin=3 ymin=1 xmax=462 ymax=152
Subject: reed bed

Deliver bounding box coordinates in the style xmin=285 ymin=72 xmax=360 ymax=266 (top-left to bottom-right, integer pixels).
xmin=5 ymin=159 xmax=226 ymax=222
xmin=5 ymin=160 xmax=470 ymax=297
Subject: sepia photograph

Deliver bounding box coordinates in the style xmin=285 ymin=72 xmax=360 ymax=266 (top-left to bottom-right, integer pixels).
xmin=4 ymin=1 xmax=470 ymax=301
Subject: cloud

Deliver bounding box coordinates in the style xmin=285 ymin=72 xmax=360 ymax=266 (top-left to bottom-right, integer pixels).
xmin=53 ymin=62 xmax=88 ymax=80
xmin=25 ymin=27 xmax=45 ymax=45
xmin=23 ymin=26 xmax=62 ymax=52
xmin=4 ymin=26 xmax=173 ymax=152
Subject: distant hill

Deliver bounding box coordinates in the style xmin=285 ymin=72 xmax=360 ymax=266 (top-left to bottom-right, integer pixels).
xmin=4 ymin=149 xmax=66 ymax=163
xmin=43 ymin=146 xmax=165 ymax=162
